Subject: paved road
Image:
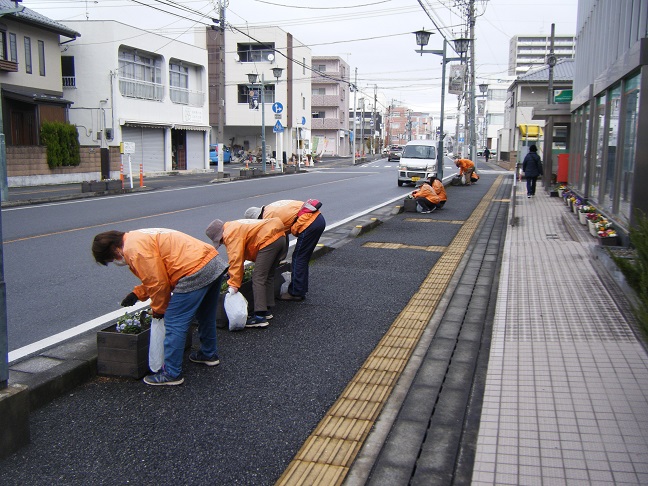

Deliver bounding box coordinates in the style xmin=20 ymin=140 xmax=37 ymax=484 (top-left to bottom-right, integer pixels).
xmin=2 ymin=164 xmax=504 ymax=484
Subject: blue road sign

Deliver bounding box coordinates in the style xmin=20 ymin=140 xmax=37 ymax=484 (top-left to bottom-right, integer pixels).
xmin=272 ymin=102 xmax=283 ymax=114
xmin=273 ymin=120 xmax=284 ymax=133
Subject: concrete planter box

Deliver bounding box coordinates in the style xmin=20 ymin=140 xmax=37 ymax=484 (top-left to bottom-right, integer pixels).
xmin=106 ymin=180 xmax=122 ymax=191
xmin=598 ymin=236 xmax=620 ymax=246
xmin=578 ymin=211 xmax=588 ymax=225
xmin=82 ymin=181 xmax=108 ymax=193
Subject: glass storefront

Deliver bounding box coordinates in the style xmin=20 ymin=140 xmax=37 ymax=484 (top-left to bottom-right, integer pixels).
xmin=578 ymin=104 xmax=590 ymax=194
xmin=602 ymin=85 xmax=621 ymax=213
xmin=619 ymin=73 xmax=640 ymax=226
xmin=589 ymin=94 xmax=607 ymax=204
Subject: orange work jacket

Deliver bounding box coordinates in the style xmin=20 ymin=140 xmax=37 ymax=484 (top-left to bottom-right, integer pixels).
xmin=262 ymin=200 xmax=320 ymax=236
xmin=412 ymin=183 xmax=440 ymax=205
xmin=432 ymin=179 xmax=447 ymax=202
xmin=223 ymin=217 xmax=285 ymax=288
xmin=456 ymin=158 xmax=475 ymax=175
xmin=123 ymin=228 xmax=219 ymax=314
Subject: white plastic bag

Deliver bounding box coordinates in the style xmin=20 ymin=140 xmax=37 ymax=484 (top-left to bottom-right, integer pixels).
xmin=224 ymin=291 xmax=248 ymax=331
xmin=149 ymin=317 xmax=165 ymax=372
xmin=280 ymin=271 xmax=292 ymax=294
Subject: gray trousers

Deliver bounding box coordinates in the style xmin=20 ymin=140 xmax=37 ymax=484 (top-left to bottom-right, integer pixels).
xmin=252 ymin=237 xmax=287 ymax=313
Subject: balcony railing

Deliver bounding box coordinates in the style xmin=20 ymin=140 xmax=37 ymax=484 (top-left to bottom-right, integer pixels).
xmin=62 ymin=76 xmax=76 ymax=88
xmin=312 ymin=94 xmax=342 ymax=107
xmin=312 ymin=118 xmax=343 ymax=130
xmin=170 ymin=86 xmax=205 ymax=106
xmin=119 ymin=78 xmax=164 ymax=101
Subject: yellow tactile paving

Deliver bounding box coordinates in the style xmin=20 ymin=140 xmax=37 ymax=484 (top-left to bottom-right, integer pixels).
xmin=404 ymin=218 xmax=465 ymax=224
xmin=275 ymin=176 xmax=504 ymax=486
xmin=362 ymin=242 xmax=447 ymax=252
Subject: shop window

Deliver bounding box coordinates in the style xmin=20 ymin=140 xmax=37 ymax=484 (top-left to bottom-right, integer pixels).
xmin=602 ymin=85 xmax=621 ymax=214
xmin=589 ymin=95 xmax=606 ymax=203
xmin=619 ymin=74 xmax=640 ymax=225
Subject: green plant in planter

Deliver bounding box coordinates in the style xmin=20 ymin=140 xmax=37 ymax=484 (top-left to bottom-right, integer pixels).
xmin=40 ymin=121 xmax=81 ymax=169
xmin=116 ymin=309 xmax=152 ymax=334
xmin=220 ymin=264 xmax=254 ymax=292
xmin=610 ymin=210 xmax=648 ymax=337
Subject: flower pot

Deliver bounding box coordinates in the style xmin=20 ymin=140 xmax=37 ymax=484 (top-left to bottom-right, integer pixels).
xmin=578 ymin=212 xmax=588 ymax=225
xmin=588 ymin=220 xmax=598 ymax=237
xmin=97 ymin=325 xmax=151 ymax=379
xmin=97 ymin=323 xmax=192 ymax=378
xmin=106 ymin=180 xmax=122 ymax=191
xmin=598 ymin=236 xmax=619 ymax=246
xmin=90 ymin=181 xmax=107 ymax=192
xmin=572 ymin=204 xmax=579 ymax=214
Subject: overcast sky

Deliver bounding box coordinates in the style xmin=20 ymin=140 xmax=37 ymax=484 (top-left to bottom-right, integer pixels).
xmin=29 ymin=0 xmax=579 ymax=115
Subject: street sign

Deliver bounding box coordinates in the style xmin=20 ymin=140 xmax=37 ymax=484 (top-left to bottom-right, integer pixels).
xmin=272 ymin=102 xmax=283 ymax=114
xmin=273 ymin=120 xmax=284 ymax=133
xmin=121 ymin=142 xmax=135 ymax=154
xmin=300 ymin=116 xmax=306 ymax=125
xmin=274 ymin=114 xmax=282 ymax=119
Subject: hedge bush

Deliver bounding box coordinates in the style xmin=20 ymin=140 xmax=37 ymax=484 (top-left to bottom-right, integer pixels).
xmin=40 ymin=121 xmax=81 ymax=168
xmin=611 ymin=210 xmax=648 ymax=338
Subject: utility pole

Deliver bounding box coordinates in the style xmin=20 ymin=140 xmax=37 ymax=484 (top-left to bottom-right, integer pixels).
xmin=216 ymin=0 xmax=226 ymax=178
xmin=468 ymin=0 xmax=477 ymax=161
xmin=547 ymin=23 xmax=556 ymax=104
xmin=360 ymin=97 xmax=365 ymax=156
xmin=372 ymin=85 xmax=377 ymax=154
xmin=352 ymin=68 xmax=357 ymax=164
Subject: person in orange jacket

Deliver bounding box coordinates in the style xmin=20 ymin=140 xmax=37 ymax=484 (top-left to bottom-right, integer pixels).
xmin=92 ymin=228 xmax=229 ymax=386
xmin=428 ymin=176 xmax=447 ymax=208
xmin=206 ymin=217 xmax=287 ymax=328
xmin=455 ymin=157 xmax=475 ymax=185
xmin=411 ymin=179 xmax=441 ymax=213
xmin=244 ymin=199 xmax=325 ymax=301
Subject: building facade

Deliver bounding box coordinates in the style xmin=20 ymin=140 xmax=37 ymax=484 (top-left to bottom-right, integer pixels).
xmin=311 ymin=56 xmax=350 ymax=156
xmin=569 ymin=0 xmax=648 ymax=232
xmin=499 ymin=60 xmax=573 ymax=165
xmin=205 ymin=25 xmax=311 ymax=163
xmin=63 ymin=20 xmax=210 ymax=178
xmin=0 ymin=1 xmax=80 ymax=187
xmin=508 ymin=34 xmax=575 ymax=76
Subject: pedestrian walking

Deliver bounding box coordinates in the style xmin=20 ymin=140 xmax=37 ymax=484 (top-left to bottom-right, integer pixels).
xmin=206 ymin=217 xmax=287 ymax=328
xmin=92 ymin=228 xmax=229 ymax=386
xmin=455 ymin=157 xmax=476 ymax=185
xmin=522 ymin=144 xmax=543 ymax=197
xmin=483 ymin=148 xmax=491 ymax=162
xmin=411 ymin=179 xmax=441 ymax=213
xmin=429 ymin=176 xmax=447 ymax=208
xmin=244 ymin=199 xmax=325 ymax=301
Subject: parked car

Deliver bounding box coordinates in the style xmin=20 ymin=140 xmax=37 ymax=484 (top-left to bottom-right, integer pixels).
xmin=209 ymin=144 xmax=231 ymax=164
xmin=397 ymin=139 xmax=437 ymax=186
xmin=387 ymin=145 xmax=403 ymax=162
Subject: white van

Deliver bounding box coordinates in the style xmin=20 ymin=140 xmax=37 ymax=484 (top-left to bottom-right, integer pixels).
xmin=397 ymin=139 xmax=437 ymax=186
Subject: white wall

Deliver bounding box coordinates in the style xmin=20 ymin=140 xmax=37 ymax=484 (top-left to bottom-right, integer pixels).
xmin=62 ymin=20 xmax=209 ymax=148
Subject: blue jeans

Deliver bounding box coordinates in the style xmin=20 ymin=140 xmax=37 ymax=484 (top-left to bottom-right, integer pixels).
xmin=163 ymin=275 xmax=223 ymax=377
xmin=289 ymin=213 xmax=326 ymax=297
xmin=526 ymin=176 xmax=538 ymax=195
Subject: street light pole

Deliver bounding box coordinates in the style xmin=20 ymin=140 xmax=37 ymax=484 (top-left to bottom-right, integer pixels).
xmin=248 ymin=69 xmax=282 ymax=173
xmin=414 ymin=31 xmax=463 ymax=181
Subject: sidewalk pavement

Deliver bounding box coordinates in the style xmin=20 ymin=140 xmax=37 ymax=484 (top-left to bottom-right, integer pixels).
xmin=2 ymin=170 xmax=647 ymax=485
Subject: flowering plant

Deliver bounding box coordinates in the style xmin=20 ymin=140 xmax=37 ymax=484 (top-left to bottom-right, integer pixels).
xmin=598 ymin=228 xmax=617 ymax=238
xmin=116 ymin=310 xmax=151 ymax=334
xmin=579 ymin=204 xmax=595 ymax=213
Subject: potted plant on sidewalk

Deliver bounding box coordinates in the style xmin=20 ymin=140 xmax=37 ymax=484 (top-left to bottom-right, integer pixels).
xmin=97 ymin=310 xmax=152 ymax=379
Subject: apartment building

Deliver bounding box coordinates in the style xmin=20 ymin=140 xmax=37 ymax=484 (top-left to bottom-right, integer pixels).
xmin=63 ymin=20 xmax=210 ymax=177
xmin=205 ymin=25 xmax=311 ymax=162
xmin=311 ymin=56 xmax=349 ymax=156
xmin=508 ymin=34 xmax=575 ymax=76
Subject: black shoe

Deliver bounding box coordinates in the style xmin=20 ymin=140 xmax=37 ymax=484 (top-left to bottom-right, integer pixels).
xmin=189 ymin=351 xmax=220 ymax=366
xmin=279 ymin=292 xmax=304 ymax=301
xmin=245 ymin=315 xmax=269 ymax=328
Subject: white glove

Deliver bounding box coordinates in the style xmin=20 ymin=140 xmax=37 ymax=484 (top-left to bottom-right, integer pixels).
xmin=228 ymin=286 xmax=238 ymax=294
